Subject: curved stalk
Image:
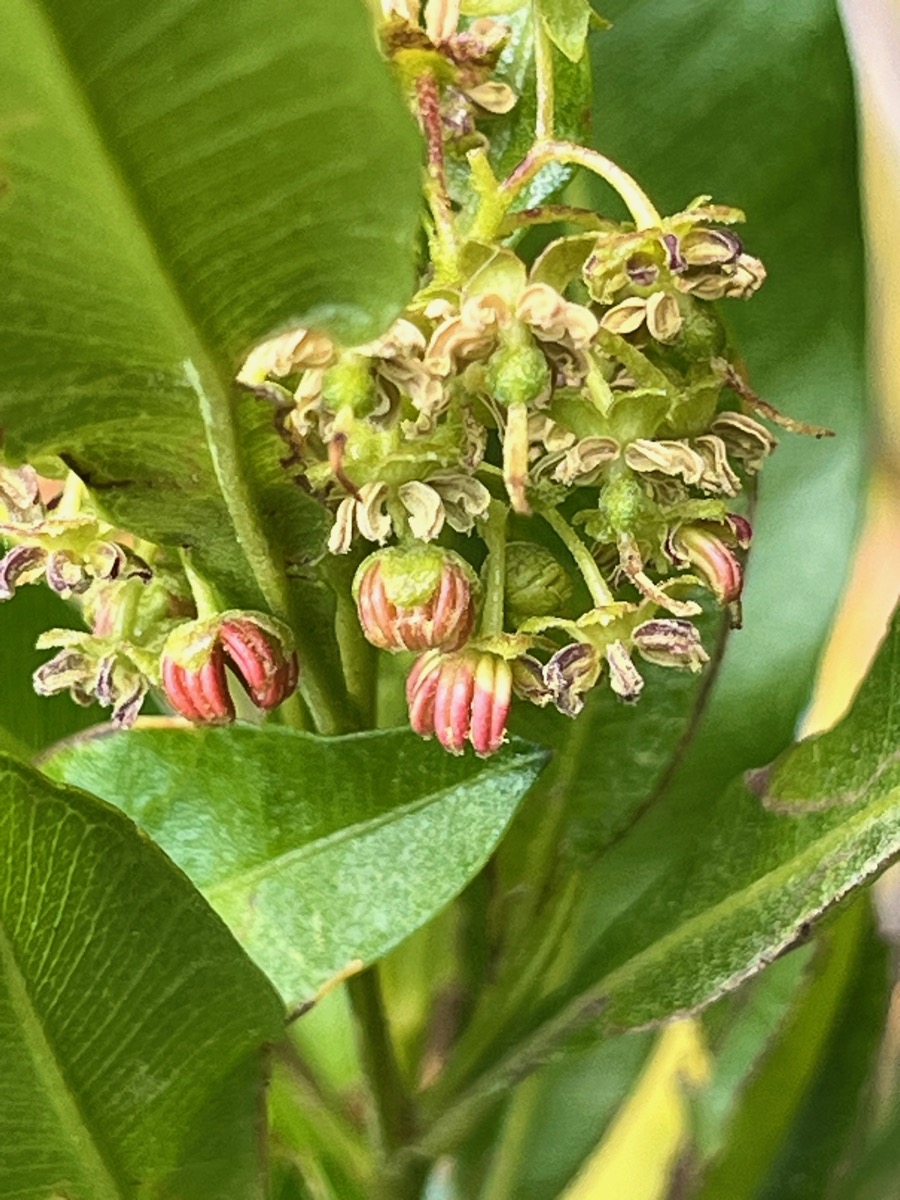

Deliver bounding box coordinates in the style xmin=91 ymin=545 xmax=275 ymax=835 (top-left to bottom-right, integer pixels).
xmin=472 ymin=139 xmax=662 ymax=242
xmin=479 ymin=500 xmax=508 ymax=637
xmin=540 ymin=506 xmax=614 ymax=607
xmin=532 ymin=1 xmax=555 ymax=140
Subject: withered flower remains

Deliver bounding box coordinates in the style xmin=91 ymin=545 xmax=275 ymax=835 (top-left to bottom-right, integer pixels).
xmin=4 ymin=0 xmax=829 ymax=749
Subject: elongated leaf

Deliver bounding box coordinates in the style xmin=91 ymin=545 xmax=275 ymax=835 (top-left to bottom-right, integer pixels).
xmin=0 ymin=0 xmax=420 ymax=625
xmin=43 ymin=725 xmax=547 ymax=1004
xmin=0 ymin=754 xmax=284 ymax=1200
xmin=423 ymin=610 xmax=900 ymax=1139
xmin=693 ymin=900 xmax=888 ymax=1200
xmin=477 ymin=1033 xmax=654 ymax=1200
xmin=691 ymin=944 xmax=814 ymax=1166
xmin=754 ymin=908 xmax=888 ymax=1200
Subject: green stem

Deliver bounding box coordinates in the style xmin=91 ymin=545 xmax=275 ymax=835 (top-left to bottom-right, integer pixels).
xmin=416 ymin=71 xmax=458 ymax=282
xmin=532 ymin=2 xmax=555 ymax=140
xmin=473 ymin=139 xmax=661 ymax=242
xmin=540 ymin=506 xmax=614 ymax=606
xmin=335 ymin=580 xmax=377 ymax=726
xmin=347 ymin=969 xmax=427 ymax=1199
xmin=191 ymin=373 xmax=350 ymax=735
xmin=479 ymin=500 xmax=508 ymax=637
xmin=179 ymin=548 xmax=223 ymax=620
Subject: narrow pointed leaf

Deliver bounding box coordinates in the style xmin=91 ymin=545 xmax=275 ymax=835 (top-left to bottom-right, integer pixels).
xmin=695 ymin=901 xmax=888 ymax=1200
xmin=424 ymin=610 xmax=900 ymax=1133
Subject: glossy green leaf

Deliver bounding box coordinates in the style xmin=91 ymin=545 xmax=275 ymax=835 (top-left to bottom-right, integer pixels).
xmin=0 ymin=753 xmax=284 ymax=1200
xmin=691 ymin=944 xmax=814 ymax=1166
xmin=0 ymin=0 xmax=420 ymax=624
xmin=754 ymin=907 xmax=889 ymax=1200
xmin=43 ymin=725 xmax=547 ymax=1004
xmin=477 ymin=1033 xmax=654 ymax=1200
xmin=424 ymin=609 xmax=900 ymax=1142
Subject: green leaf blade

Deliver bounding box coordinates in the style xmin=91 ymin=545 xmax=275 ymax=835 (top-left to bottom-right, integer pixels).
xmin=538 ymin=0 xmax=594 ymax=62
xmin=0 ymin=754 xmax=284 ymax=1200
xmin=43 ymin=725 xmax=547 ymax=1004
xmin=427 ymin=610 xmax=900 ymax=1137
xmin=0 ymin=0 xmax=421 ymax=610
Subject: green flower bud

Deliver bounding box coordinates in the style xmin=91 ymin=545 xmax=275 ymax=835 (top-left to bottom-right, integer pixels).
xmin=321 ymin=356 xmax=377 ymax=417
xmin=504 ymin=542 xmax=572 ymax=621
xmin=485 ymin=338 xmax=551 ymax=408
xmin=671 ymin=295 xmax=727 ymax=363
xmin=595 ymin=473 xmax=655 ymax=539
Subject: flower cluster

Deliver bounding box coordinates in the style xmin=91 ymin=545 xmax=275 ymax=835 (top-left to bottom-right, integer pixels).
xmin=237 ymin=184 xmax=823 ymax=754
xmin=7 ymin=2 xmax=827 ymax=751
xmin=0 ymin=466 xmax=298 ymax=727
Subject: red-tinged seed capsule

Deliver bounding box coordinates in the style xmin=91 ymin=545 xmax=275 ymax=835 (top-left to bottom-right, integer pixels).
xmin=672 ymin=525 xmax=744 ymax=606
xmin=355 ymin=549 xmax=475 ymax=653
xmin=162 ymin=658 xmax=207 ymax=723
xmin=219 ymin=620 xmax=276 ymax=698
xmin=256 ymin=651 xmax=300 ymax=711
xmin=408 ymin=651 xmax=443 ymax=737
xmin=218 ymin=616 xmax=298 ymax=711
xmin=407 ymin=649 xmax=512 ymax=757
xmin=470 ymin=655 xmax=512 ymax=757
xmin=192 ymin=655 xmax=235 ymax=723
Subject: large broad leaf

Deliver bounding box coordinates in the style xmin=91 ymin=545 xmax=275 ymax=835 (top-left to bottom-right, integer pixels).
xmin=43 ymin=725 xmax=547 ymax=1004
xmin=422 ymin=609 xmax=900 ymax=1141
xmin=0 ymin=0 xmax=421 ymax=717
xmin=0 ymin=753 xmax=284 ymax=1200
xmin=447 ymin=0 xmax=869 ymax=1105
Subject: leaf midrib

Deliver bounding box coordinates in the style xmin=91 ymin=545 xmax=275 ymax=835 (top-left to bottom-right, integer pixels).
xmin=0 ymin=912 xmax=125 ymax=1200
xmin=205 ymin=756 xmax=543 ymax=901
xmin=27 ymin=0 xmax=269 ymax=586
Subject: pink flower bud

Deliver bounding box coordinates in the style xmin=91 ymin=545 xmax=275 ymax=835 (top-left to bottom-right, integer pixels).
xmin=161 ymin=612 xmax=299 ymax=724
xmin=218 ymin=617 xmax=299 ymax=711
xmin=162 ymin=653 xmax=234 ymax=724
xmin=355 ymin=548 xmax=475 ymax=653
xmin=670 ymin=524 xmax=745 ymax=606
xmin=407 ymin=648 xmax=512 ymax=756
